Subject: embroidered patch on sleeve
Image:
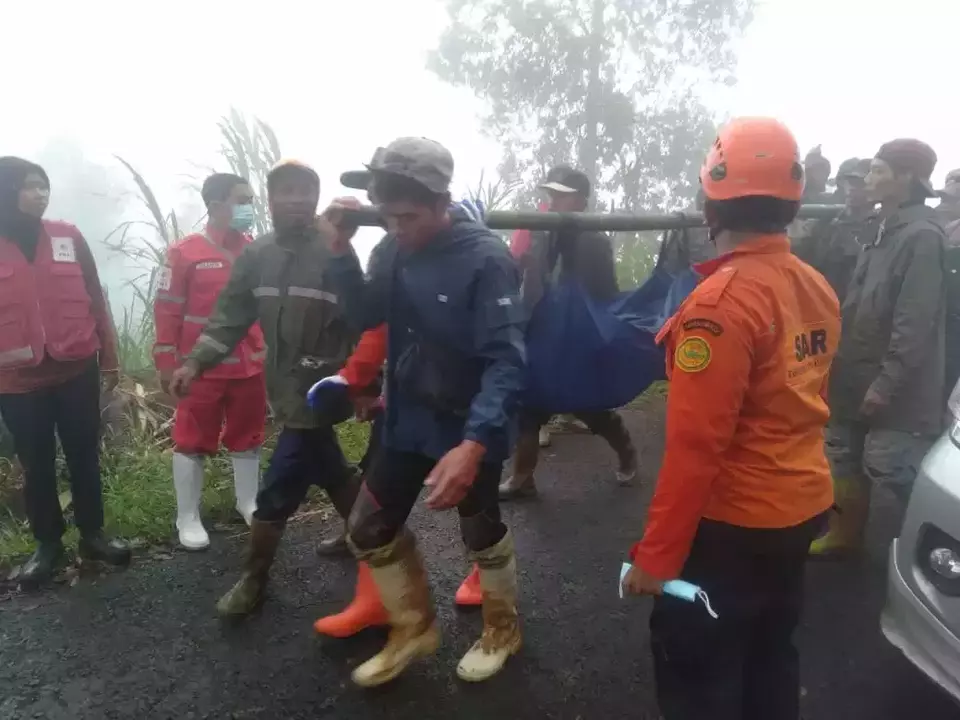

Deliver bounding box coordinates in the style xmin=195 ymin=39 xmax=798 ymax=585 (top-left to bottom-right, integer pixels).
xmin=681 ymin=317 xmax=724 ymax=336
xmin=674 ymin=336 xmax=712 ymax=373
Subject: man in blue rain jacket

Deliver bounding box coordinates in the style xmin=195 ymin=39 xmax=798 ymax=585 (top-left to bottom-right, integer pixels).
xmin=318 ymin=137 xmax=527 ymax=688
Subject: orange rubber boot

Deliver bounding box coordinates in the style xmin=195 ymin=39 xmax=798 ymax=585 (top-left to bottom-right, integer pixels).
xmin=455 ymin=564 xmax=482 ymax=607
xmin=313 ymin=562 xmax=389 ymax=638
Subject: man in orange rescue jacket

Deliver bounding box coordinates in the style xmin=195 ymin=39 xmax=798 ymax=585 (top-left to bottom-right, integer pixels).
xmin=622 ymin=118 xmax=838 ymax=720
xmin=153 ymin=173 xmax=267 ymax=550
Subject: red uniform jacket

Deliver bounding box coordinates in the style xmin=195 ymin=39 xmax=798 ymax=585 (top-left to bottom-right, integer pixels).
xmin=153 ymin=228 xmax=265 ymax=379
xmin=0 ymin=220 xmax=118 ymax=393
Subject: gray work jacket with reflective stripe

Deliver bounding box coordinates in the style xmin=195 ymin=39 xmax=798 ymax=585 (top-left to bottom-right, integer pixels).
xmin=187 ymin=228 xmax=355 ymax=428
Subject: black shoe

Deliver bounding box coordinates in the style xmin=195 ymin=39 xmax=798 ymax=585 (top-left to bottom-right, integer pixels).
xmin=18 ymin=542 xmax=66 ymax=589
xmin=78 ymin=535 xmax=132 ymax=567
xmin=315 ymin=529 xmax=349 ymax=557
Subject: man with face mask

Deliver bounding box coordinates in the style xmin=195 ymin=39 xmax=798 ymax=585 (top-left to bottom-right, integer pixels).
xmin=168 ymin=161 xmax=387 ymax=629
xmin=498 ymin=166 xmax=639 ymax=500
xmin=812 ymin=139 xmax=947 ymax=558
xmin=318 ymin=137 xmax=526 ymax=686
xmin=153 ymin=173 xmax=267 ymax=550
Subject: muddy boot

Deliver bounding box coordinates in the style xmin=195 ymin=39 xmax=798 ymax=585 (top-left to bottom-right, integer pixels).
xmin=538 ymin=427 xmax=552 ymax=448
xmin=78 ymin=534 xmax=132 ymax=567
xmin=216 ymin=518 xmax=284 ymax=618
xmin=351 ymin=532 xmax=441 ymax=688
xmin=809 ymin=476 xmax=871 ymax=559
xmin=313 ymin=562 xmax=389 ymax=638
xmin=597 ymin=411 xmax=639 ymax=486
xmin=455 ymin=564 xmax=482 ymax=608
xmin=499 ymin=428 xmax=540 ymax=500
xmin=17 ymin=541 xmax=66 ymax=590
xmin=315 ymin=526 xmax=349 ymax=557
xmin=457 ymin=533 xmax=522 ymax=682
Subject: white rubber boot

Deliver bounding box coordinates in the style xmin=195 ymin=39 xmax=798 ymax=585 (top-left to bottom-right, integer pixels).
xmin=231 ymin=450 xmax=260 ymax=526
xmin=172 ymin=453 xmax=209 ymax=550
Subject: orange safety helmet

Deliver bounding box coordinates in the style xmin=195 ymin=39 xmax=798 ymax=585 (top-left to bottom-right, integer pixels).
xmin=700 ymin=117 xmax=804 ymax=203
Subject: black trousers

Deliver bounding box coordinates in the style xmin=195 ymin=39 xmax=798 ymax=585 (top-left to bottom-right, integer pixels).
xmin=650 ymin=516 xmax=823 ymax=720
xmin=0 ymin=360 xmax=104 ymax=543
xmin=357 ymin=411 xmax=384 ymax=475
xmin=255 ymin=425 xmax=357 ymax=523
xmin=349 ymin=446 xmax=506 ymax=553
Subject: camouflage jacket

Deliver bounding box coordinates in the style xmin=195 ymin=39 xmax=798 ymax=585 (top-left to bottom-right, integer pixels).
xmin=187 ymin=228 xmax=355 ymax=428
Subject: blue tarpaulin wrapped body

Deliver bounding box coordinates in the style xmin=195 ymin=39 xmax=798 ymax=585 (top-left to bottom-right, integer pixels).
xmin=523 ymin=267 xmax=700 ymax=413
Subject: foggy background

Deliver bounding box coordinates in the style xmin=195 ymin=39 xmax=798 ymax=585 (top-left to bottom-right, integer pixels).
xmin=2 ymin=0 xmax=957 ymax=328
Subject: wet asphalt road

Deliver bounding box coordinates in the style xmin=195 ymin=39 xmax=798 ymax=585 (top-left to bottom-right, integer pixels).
xmin=1 ymin=400 xmax=958 ymax=719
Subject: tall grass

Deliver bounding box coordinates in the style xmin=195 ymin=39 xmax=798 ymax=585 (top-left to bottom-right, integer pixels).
xmin=0 ymin=111 xmax=362 ymax=568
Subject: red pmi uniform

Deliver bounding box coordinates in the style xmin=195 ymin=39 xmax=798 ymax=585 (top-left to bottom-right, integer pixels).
xmin=0 ymin=220 xmax=119 ymax=392
xmin=153 ymin=228 xmax=267 ymax=454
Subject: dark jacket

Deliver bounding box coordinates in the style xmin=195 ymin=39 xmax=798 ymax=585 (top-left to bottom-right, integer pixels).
xmin=187 ymin=227 xmax=355 ymax=428
xmin=791 ymin=210 xmax=876 ymax=305
xmin=658 ymin=225 xmax=716 ymax=274
xmin=329 ymin=215 xmax=526 ymax=463
xmin=520 ymin=228 xmax=618 ymax=312
xmin=829 ymin=203 xmax=947 ymax=434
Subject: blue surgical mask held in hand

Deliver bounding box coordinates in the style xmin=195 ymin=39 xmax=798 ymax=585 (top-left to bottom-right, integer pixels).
xmin=230 ymin=203 xmax=255 ymax=232
xmin=619 ymin=562 xmax=719 ymax=618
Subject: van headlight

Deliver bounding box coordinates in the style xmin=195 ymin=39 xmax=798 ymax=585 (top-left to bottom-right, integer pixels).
xmin=929 ymin=548 xmax=960 ymax=580
xmin=918 ymin=525 xmax=960 ymax=596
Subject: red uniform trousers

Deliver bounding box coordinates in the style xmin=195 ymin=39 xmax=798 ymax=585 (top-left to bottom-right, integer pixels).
xmin=172 ymin=374 xmax=267 ymax=455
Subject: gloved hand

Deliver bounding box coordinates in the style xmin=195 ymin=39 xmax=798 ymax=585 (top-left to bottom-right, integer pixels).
xmin=306 ymin=374 xmax=354 ymax=425
xmin=454 ymin=198 xmax=487 ymax=225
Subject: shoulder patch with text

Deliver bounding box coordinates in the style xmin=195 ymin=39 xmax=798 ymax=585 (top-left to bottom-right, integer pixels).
xmin=681 ymin=317 xmax=724 ymax=336
xmin=675 ymin=336 xmax=712 ymax=373
xmin=195 ymin=261 xmax=224 ymax=270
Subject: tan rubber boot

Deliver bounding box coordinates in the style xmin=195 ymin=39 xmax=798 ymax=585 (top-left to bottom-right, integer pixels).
xmin=809 ymin=476 xmax=871 ymax=559
xmin=351 ymin=531 xmax=441 ymax=688
xmin=499 ymin=427 xmax=540 ymax=500
xmin=216 ymin=518 xmax=284 ymax=618
xmin=457 ymin=532 xmax=522 ymax=682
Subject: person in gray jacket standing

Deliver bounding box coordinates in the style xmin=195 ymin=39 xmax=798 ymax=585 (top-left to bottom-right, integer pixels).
xmin=812 ymin=139 xmax=947 ymax=558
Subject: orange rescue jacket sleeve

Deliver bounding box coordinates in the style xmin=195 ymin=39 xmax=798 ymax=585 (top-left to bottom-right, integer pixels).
xmin=341 ymin=323 xmax=387 ymax=388
xmin=631 ymin=295 xmax=753 ymax=580
xmin=153 ymin=246 xmax=187 ymax=372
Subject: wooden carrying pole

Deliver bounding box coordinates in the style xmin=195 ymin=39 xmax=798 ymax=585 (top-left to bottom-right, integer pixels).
xmin=342 ymin=204 xmax=842 ymax=232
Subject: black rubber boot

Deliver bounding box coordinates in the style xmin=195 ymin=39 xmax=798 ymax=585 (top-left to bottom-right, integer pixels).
xmin=78 ymin=534 xmax=132 ymax=567
xmin=18 ymin=542 xmax=66 ymax=589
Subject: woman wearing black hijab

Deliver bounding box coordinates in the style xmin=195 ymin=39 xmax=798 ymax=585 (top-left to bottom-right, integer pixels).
xmin=0 ymin=156 xmax=130 ymax=588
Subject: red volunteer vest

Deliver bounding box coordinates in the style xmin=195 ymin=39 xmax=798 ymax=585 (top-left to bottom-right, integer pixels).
xmin=0 ymin=221 xmax=100 ymax=369
xmin=154 ymin=231 xmax=264 ymax=379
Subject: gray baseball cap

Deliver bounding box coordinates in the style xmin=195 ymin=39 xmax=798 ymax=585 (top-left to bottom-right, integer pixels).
xmin=340 ymin=137 xmax=454 ymax=194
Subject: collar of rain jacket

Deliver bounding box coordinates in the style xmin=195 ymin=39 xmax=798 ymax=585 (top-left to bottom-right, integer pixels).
xmin=875 ymin=202 xmax=936 ymax=245
xmin=693 ymin=233 xmax=790 ymax=277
